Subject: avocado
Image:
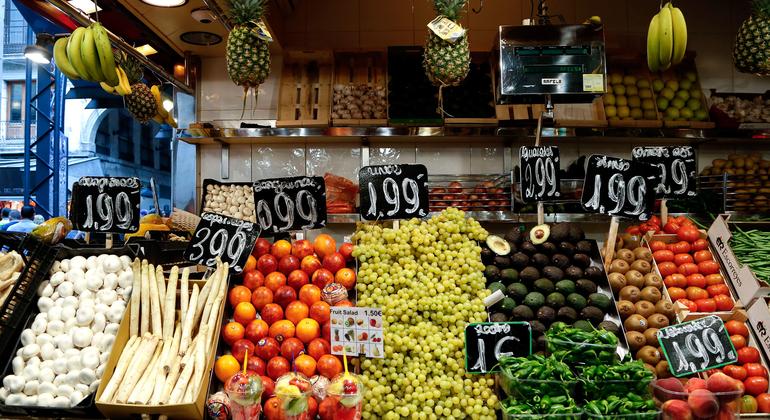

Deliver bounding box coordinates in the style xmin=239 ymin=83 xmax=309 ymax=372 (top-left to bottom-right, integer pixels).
xmin=550 ymin=223 xmax=570 ymax=242
xmin=588 ymin=293 xmax=612 ymax=311
xmin=598 ymin=320 xmax=620 ymax=336
xmin=520 ymin=241 xmax=538 ymax=255
xmin=572 ymin=253 xmax=592 ymax=268
xmin=480 ymin=247 xmax=495 ymax=265
xmin=531 ymin=253 xmax=550 ymax=268
xmin=539 ymin=242 xmax=558 ymax=255
xmin=551 ymin=254 xmax=570 ymax=269
xmin=536 ymin=306 xmax=556 ymax=324
xmin=529 ymin=320 xmax=546 ymax=336
xmin=573 ymin=319 xmax=594 ymax=332
xmin=583 ymin=266 xmax=604 ymax=282
xmin=530 ymin=224 xmax=551 ymax=244
xmin=494 ymin=255 xmax=512 ymax=268
xmin=580 ymin=306 xmax=605 ymax=325
xmin=564 ymin=266 xmax=584 ymax=281
xmin=567 ymin=293 xmax=588 ymax=310
xmin=488 ymin=282 xmax=507 ymax=296
xmin=523 ymin=292 xmax=545 ymax=309
xmin=568 ymin=225 xmax=585 ymax=242
xmin=512 ymin=304 xmax=535 ymax=321
xmin=505 ymin=227 xmax=525 ymax=245
xmin=519 ymin=267 xmax=540 ymax=283
xmin=576 ymin=279 xmax=598 ymax=295
xmin=484 ymin=265 xmax=501 ymax=282
xmin=558 ymin=242 xmax=576 ymax=257
xmin=576 ymin=240 xmax=593 ymax=254
xmin=486 ymin=235 xmax=511 ymax=256
xmin=546 ymin=292 xmax=566 ymax=308
xmin=499 ymin=297 xmax=517 ymax=312
xmin=542 ymin=266 xmax=565 ymax=282
xmin=490 ymin=312 xmax=509 ymax=322
xmin=533 ymin=278 xmax=555 ymax=294
xmin=555 ymin=280 xmax=576 ymax=295
xmin=507 ymin=282 xmax=528 ymax=300
xmin=511 ymin=253 xmax=530 ymax=270
xmin=557 ymin=306 xmax=578 ymax=323
xmin=500 ymin=268 xmax=519 ymax=284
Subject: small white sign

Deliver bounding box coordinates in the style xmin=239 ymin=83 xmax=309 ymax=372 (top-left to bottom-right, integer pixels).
xmin=330 ymin=306 xmax=383 ymax=358
xmin=583 ymin=73 xmax=604 ymax=92
xmin=542 ymin=78 xmax=563 ymax=85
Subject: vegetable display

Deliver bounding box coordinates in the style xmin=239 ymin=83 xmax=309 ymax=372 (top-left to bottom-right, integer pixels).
xmin=729 ymin=228 xmax=770 ymax=281
xmin=583 ymin=395 xmax=657 ymax=419
xmin=498 ymin=354 xmax=576 ymax=399
xmin=0 ymin=250 xmax=23 ymax=307
xmin=578 ymin=360 xmax=653 ymax=398
xmin=545 ymin=322 xmax=619 ymax=365
xmin=500 ymin=395 xmax=581 ymax=419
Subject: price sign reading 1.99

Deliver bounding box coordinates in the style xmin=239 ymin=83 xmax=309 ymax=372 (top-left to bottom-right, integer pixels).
xmin=658 ymin=315 xmax=737 ymax=377
xmin=70 ymin=176 xmax=141 ymax=234
xmin=359 ymin=164 xmax=429 ymax=221
xmin=519 ymin=146 xmax=561 ymax=203
xmin=580 ymin=155 xmax=660 ymax=221
xmin=632 ymin=146 xmax=697 ymax=199
xmin=253 ymin=176 xmax=327 ymax=233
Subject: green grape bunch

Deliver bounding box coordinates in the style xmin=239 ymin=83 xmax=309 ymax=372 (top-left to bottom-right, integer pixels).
xmin=352 ymin=208 xmax=498 ymax=419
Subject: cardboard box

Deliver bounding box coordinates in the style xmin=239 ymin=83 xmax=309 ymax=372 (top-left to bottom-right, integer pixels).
xmin=95 ymin=279 xmax=225 ymax=419
xmin=708 ymin=215 xmax=770 ymax=307
xmin=747 ymin=297 xmax=770 ymax=365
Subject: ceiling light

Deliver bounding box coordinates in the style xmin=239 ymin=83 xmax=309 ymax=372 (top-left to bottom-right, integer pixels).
xmin=68 ymin=0 xmax=101 ymax=14
xmin=180 ymin=31 xmax=222 ymax=46
xmin=135 ymin=44 xmax=157 ymax=56
xmin=24 ymin=33 xmax=54 ymax=64
xmin=162 ymin=99 xmax=173 ymax=111
xmin=140 ymin=0 xmax=187 ymax=7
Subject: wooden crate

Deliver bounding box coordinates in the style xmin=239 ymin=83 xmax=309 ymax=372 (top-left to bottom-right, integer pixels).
xmin=494 ymin=100 xmax=607 ymax=127
xmin=654 ymin=54 xmax=716 ymax=129
xmin=331 ymin=51 xmax=388 ymax=126
xmin=276 ymin=51 xmax=333 ymax=127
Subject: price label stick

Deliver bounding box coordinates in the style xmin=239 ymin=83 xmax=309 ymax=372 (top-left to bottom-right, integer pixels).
xmin=535 ymin=112 xmax=543 ymax=224
xmin=537 ymin=202 xmax=544 ymax=225
xmin=661 ymin=199 xmax=669 ymax=225
xmin=603 ymin=216 xmax=621 ymax=272
xmin=106 ymin=233 xmax=113 ymax=249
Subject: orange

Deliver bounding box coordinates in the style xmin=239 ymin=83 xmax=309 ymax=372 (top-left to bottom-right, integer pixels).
xmin=228 ymin=285 xmax=252 ymax=308
xmin=294 ymin=354 xmax=317 ymax=377
xmin=265 ymin=272 xmax=287 ymax=292
xmin=309 ymin=301 xmax=331 ymax=324
xmin=214 ymin=354 xmax=240 ymax=383
xmin=313 ymin=234 xmax=337 ymax=259
xmin=285 ymin=301 xmax=309 ymax=325
xmin=335 ymin=299 xmax=353 ymax=307
xmin=251 ymin=286 xmax=274 ymax=311
xmin=334 ymin=268 xmax=356 ymax=290
xmin=222 ymin=321 xmax=245 ymax=345
xmin=319 ymin=396 xmax=337 ymax=420
xmin=243 ymin=255 xmax=257 ymax=273
xmin=308 ymin=396 xmax=319 ymax=418
xmin=299 ymin=284 xmax=321 ymax=306
xmin=263 ymin=396 xmax=284 ymax=420
xmin=296 ymin=318 xmax=320 ymax=343
xmin=270 ymin=240 xmax=292 ymax=259
xmin=316 ymin=354 xmax=343 ymax=379
xmin=269 ymin=319 xmax=296 ymax=341
xmin=233 ymin=302 xmax=257 ymax=325
xmin=307 ymin=338 xmax=331 ymax=361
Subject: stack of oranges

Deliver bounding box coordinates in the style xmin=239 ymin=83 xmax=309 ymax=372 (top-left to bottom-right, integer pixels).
xmin=214 ymin=234 xmax=357 ymax=419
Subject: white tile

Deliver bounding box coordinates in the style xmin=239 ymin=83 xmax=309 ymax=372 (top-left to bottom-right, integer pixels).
xmin=199 ymin=144 xmax=252 ymax=182
xmin=252 ymin=145 xmax=306 ymax=179
xmin=470 ymin=146 xmax=505 ymax=174
xmin=416 ymin=144 xmax=470 ymax=175
xmin=369 ymin=144 xmax=417 ymax=165
xmin=306 ymin=144 xmax=362 ymax=180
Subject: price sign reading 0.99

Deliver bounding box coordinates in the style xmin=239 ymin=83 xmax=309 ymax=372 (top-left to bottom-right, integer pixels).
xmin=658 ymin=315 xmax=738 ymax=377
xmin=71 ymin=176 xmax=140 ymax=233
xmin=184 ymin=212 xmax=259 ymax=273
xmin=580 ymin=155 xmax=660 ymax=221
xmin=359 ymin=164 xmax=429 ymax=221
xmin=253 ymin=176 xmax=327 ymax=233
xmin=632 ymin=146 xmax=697 ymax=199
xmin=519 ymin=146 xmax=561 ymax=203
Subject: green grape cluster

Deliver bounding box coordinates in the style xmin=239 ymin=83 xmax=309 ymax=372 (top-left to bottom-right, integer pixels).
xmin=352 ymin=208 xmax=498 ymax=419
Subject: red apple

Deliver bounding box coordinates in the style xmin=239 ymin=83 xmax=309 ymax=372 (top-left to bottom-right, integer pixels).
xmin=688 ymin=388 xmax=719 ymax=418
xmin=274 ymin=285 xmax=297 ymax=308
xmin=254 ymin=337 xmax=280 ymax=360
xmin=661 ymin=399 xmax=693 ymax=420
xmin=278 ymin=255 xmax=300 ymax=275
xmin=253 ymin=238 xmax=271 ymax=257
xmin=655 ymin=377 xmax=687 ymax=401
xmin=287 ymin=269 xmax=310 ymax=290
xmin=301 ymin=255 xmax=322 ymax=275
xmin=291 ymin=240 xmax=315 ymax=259
xmin=339 ymin=243 xmax=354 ymax=262
xmin=231 ymin=338 xmax=255 ymax=363
xmin=322 ymin=252 xmax=346 ymax=274
xmin=245 ymin=319 xmax=269 ymax=343
xmin=685 ymin=378 xmax=708 ymax=393
xmin=707 ymin=372 xmax=742 ymax=394
xmin=311 ymin=268 xmax=334 ymax=288
xmin=260 ymin=375 xmax=275 ymax=401
xmin=247 ymin=356 xmax=266 ymax=375
xmin=257 ymin=254 xmax=278 ymax=274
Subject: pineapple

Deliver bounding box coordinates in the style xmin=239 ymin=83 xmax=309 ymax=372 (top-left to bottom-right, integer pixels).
xmin=733 ymin=0 xmax=770 ymax=75
xmin=121 ymin=54 xmax=156 ymax=124
xmin=423 ymin=0 xmax=470 ymax=87
xmin=226 ymin=0 xmax=271 ymax=89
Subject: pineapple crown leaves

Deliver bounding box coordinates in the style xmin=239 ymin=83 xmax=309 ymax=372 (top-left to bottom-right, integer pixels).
xmin=118 ymin=51 xmax=144 ymax=85
xmin=432 ymin=0 xmax=468 ymax=21
xmin=752 ymin=0 xmax=770 ymax=17
xmin=228 ymin=0 xmax=267 ymax=27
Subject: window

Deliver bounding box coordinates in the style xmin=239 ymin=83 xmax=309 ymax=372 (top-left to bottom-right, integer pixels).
xmin=4 ymin=2 xmax=28 ymax=55
xmin=95 ymin=125 xmax=110 ymax=156
xmin=158 ymin=138 xmax=171 ymax=171
xmin=7 ymin=81 xmax=37 ymax=124
xmin=140 ymin=126 xmax=155 ymax=167
xmin=118 ymin=114 xmax=134 ymax=162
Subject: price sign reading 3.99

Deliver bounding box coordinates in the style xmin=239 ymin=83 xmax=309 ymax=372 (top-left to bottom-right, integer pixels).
xmin=253 ymin=176 xmax=327 ymax=233
xmin=359 ymin=164 xmax=429 ymax=221
xmin=71 ymin=176 xmax=140 ymax=233
xmin=519 ymin=146 xmax=561 ymax=203
xmin=580 ymin=155 xmax=660 ymax=220
xmin=184 ymin=212 xmax=259 ymax=273
xmin=657 ymin=315 xmax=737 ymax=377
xmin=632 ymin=146 xmax=697 ymax=199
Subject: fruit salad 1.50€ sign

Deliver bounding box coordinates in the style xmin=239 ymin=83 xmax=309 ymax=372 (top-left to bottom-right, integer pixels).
xmin=253 ymin=176 xmax=327 ymax=233
xmin=632 ymin=146 xmax=697 ymax=199
xmin=330 ymin=307 xmax=384 ymax=358
xmin=71 ymin=176 xmax=140 ymax=234
xmin=465 ymin=322 xmax=532 ymax=374
xmin=359 ymin=164 xmax=429 ymax=221
xmin=580 ymin=155 xmax=660 ymax=220
xmin=657 ymin=315 xmax=737 ymax=377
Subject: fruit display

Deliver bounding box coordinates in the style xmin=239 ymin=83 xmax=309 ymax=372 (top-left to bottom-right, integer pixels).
xmin=733 ymin=0 xmax=770 ymax=76
xmin=326 ymin=373 xmax=364 ymax=420
xmin=224 ymin=366 xmax=264 ymax=419
xmin=331 ymin=84 xmax=387 ymax=121
xmin=202 ymin=181 xmax=257 ymax=222
xmin=699 ymin=154 xmax=770 ymax=213
xmin=653 ymin=374 xmax=744 ymax=419
xmin=429 ymin=178 xmax=512 ymax=212
xmin=604 ymin=72 xmax=659 ymax=121
xmin=423 ymin=0 xmax=470 ymax=87
xmin=352 ymin=208 xmax=497 ymax=419
xmin=54 ymin=23 xmax=121 ymax=87
xmin=275 ymin=372 xmax=312 ymax=419
xmin=651 ymin=70 xmax=709 ymax=122
xmin=646 ymin=2 xmax=688 ymax=72
xmin=0 ymin=250 xmax=22 ymax=307
xmin=484 ymin=223 xmax=625 ymax=352
xmin=225 ymin=0 xmax=271 ymax=94
xmin=729 ymin=228 xmax=770 ymax=280
xmin=711 ymin=94 xmax=770 ymax=124
xmin=0 ymin=253 xmax=134 ymax=408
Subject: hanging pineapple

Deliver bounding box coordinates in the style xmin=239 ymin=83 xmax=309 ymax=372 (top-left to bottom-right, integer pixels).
xmin=423 ymin=0 xmax=470 ymax=87
xmin=733 ymin=0 xmax=770 ymax=75
xmin=225 ymin=0 xmax=271 ymax=112
xmin=121 ymin=54 xmax=157 ymax=124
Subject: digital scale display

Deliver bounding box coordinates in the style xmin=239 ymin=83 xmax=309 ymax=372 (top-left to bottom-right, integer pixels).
xmin=523 ymin=65 xmax=584 ymax=74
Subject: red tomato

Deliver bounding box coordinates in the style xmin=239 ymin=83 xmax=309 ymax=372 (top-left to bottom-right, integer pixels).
xmin=745 ymin=376 xmax=769 ymax=396
xmin=732 ymin=335 xmax=747 ymax=349
xmin=694 ymin=250 xmax=714 ymax=263
xmin=664 ymin=222 xmax=681 ymax=234
xmin=678 ymin=263 xmax=700 ymax=276
xmin=665 ymin=274 xmax=688 ymax=288
xmin=674 ymin=253 xmax=695 ymax=265
xmin=653 ymin=250 xmax=675 ymax=263
xmin=739 ymin=347 xmax=762 ymax=364
xmin=698 ymin=260 xmax=721 ymax=275
xmin=746 ymin=363 xmax=768 ymax=379
xmin=649 ymin=216 xmax=662 ymax=227
xmin=626 ymin=226 xmax=641 ymax=235
xmin=668 ymin=287 xmax=687 ymax=301
xmin=677 ymin=226 xmax=701 ymax=243
xmin=691 ymin=238 xmax=709 ymax=251
xmin=726 ymin=321 xmax=750 ymax=337
xmin=706 ymin=273 xmax=725 ymax=286
xmin=671 ymin=241 xmax=692 ymax=254
xmin=658 ymin=261 xmax=678 ymax=277
xmin=707 ymin=284 xmax=729 ymax=296
xmin=695 ymin=298 xmax=717 ymax=312
xmin=686 ymin=286 xmax=709 ymax=301
xmin=725 ymin=365 xmax=749 ymax=381
xmin=650 ymin=240 xmax=668 ymax=252
xmin=686 ymin=274 xmax=707 ymax=288
xmin=757 ymin=393 xmax=770 ymax=413
xmin=678 ymin=298 xmax=698 ymax=312
xmin=714 ymin=294 xmax=734 ymax=311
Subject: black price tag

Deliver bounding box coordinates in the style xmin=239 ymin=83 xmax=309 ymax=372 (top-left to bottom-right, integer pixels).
xmin=580 ymin=155 xmax=660 ymax=221
xmin=359 ymin=164 xmax=429 ymax=221
xmin=464 ymin=322 xmax=532 ymax=374
xmin=184 ymin=212 xmax=260 ymax=273
xmin=658 ymin=315 xmax=737 ymax=377
xmin=70 ymin=176 xmax=141 ymax=234
xmin=632 ymin=146 xmax=697 ymax=199
xmin=519 ymin=146 xmax=561 ymax=203
xmin=252 ymin=176 xmax=327 ymax=233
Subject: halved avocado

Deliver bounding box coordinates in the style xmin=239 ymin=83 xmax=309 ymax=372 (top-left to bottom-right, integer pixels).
xmin=530 ymin=224 xmax=551 ymax=245
xmin=486 ymin=235 xmax=511 ymax=256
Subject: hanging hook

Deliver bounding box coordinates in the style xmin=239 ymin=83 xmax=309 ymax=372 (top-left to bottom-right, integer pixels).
xmin=471 ymin=0 xmax=483 ymax=14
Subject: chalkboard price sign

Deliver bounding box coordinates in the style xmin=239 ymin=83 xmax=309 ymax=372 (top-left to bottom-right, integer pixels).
xmin=465 ymin=322 xmax=532 ymax=374
xmin=253 ymin=176 xmax=327 ymax=233
xmin=184 ymin=212 xmax=260 ymax=273
xmin=658 ymin=315 xmax=737 ymax=377
xmin=580 ymin=155 xmax=660 ymax=221
xmin=359 ymin=164 xmax=429 ymax=221
xmin=71 ymin=176 xmax=141 ymax=234
xmin=632 ymin=146 xmax=697 ymax=199
xmin=519 ymin=146 xmax=561 ymax=203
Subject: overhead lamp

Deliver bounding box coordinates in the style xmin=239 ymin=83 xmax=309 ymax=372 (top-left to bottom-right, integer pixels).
xmin=68 ymin=0 xmax=102 ymax=14
xmin=135 ymin=44 xmax=158 ymax=56
xmin=162 ymin=99 xmax=173 ymax=111
xmin=140 ymin=0 xmax=187 ymax=7
xmin=24 ymin=33 xmax=54 ymax=64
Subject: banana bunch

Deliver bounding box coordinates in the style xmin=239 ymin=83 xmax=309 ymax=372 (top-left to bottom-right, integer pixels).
xmin=647 ymin=2 xmax=687 ymax=72
xmin=151 ymin=85 xmax=177 ymax=128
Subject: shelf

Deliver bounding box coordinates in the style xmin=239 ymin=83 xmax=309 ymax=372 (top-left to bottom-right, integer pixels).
xmin=325 ymin=212 xmax=648 ymax=224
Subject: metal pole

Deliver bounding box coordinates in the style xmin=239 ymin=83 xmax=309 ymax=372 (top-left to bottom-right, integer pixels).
xmin=199 ymin=0 xmax=232 ymax=31
xmin=23 ymin=27 xmax=33 ymax=205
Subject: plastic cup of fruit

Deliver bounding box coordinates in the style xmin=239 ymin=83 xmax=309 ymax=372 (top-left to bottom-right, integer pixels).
xmin=275 ymin=372 xmax=313 ymax=420
xmin=224 ymin=371 xmax=263 ymax=420
xmin=322 ymin=282 xmax=348 ymax=305
xmin=327 ymin=373 xmax=365 ymax=420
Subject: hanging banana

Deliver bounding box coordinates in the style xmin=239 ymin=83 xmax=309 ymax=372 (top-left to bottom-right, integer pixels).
xmin=67 ymin=28 xmax=92 ymax=80
xmin=646 ymin=2 xmax=688 ymax=72
xmin=91 ymin=22 xmax=119 ymax=86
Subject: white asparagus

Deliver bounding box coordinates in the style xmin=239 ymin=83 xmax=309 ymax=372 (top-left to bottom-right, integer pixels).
xmin=156 ymin=266 xmax=166 ymax=315
xmin=198 ymin=264 xmax=221 ymax=335
xmin=163 ymin=335 xmax=198 ymax=402
xmin=179 ymin=284 xmax=199 ymax=355
xmin=115 ymin=334 xmax=159 ymax=403
xmin=162 ymin=266 xmax=178 ymax=340
xmin=187 ymin=326 xmax=208 ymax=403
xmin=128 ymin=341 xmax=163 ymax=403
xmin=180 ymin=267 xmax=189 ymax=317
xmin=148 ymin=264 xmax=162 ymax=337
xmin=164 ymin=322 xmax=182 ymax=374
xmin=140 ymin=262 xmax=150 ymax=335
xmin=149 ymin=357 xmax=169 ymax=405
xmin=155 ymin=338 xmax=172 ymax=387
xmin=98 ymin=335 xmax=140 ymax=402
xmin=168 ymin=337 xmax=199 ymax=403
xmin=130 ymin=258 xmax=141 ymax=336
xmin=192 ymin=271 xmax=213 ymax=328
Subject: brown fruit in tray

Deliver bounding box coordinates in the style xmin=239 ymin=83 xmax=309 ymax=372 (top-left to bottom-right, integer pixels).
xmin=609 ymin=272 xmax=627 ymax=293
xmin=624 ymin=270 xmax=645 ymax=288
xmin=644 ymin=273 xmax=663 ymax=289
xmin=610 ymin=259 xmax=630 ymax=274
xmin=635 ymin=300 xmax=656 ymax=318
xmin=615 ymin=249 xmax=635 ymax=264
xmin=640 ymin=286 xmax=662 ymax=303
xmin=617 ymin=300 xmax=636 ymax=319
xmin=633 ymin=247 xmax=653 ymax=262
xmin=656 ymin=360 xmax=671 ymax=378
xmin=619 ymin=285 xmax=641 ymax=303
xmin=647 ymin=313 xmax=670 ymax=329
xmin=643 ymin=328 xmax=660 ymax=346
xmin=624 ymin=314 xmax=648 ymax=332
xmin=630 ymin=260 xmax=652 ymax=274
xmin=627 ymin=331 xmax=647 ymax=352
xmin=637 ymin=345 xmax=662 ymax=365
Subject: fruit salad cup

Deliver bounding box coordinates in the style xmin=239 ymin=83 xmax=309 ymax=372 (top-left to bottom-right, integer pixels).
xmin=327 ymin=373 xmax=365 ymax=420
xmin=275 ymin=372 xmax=313 ymax=420
xmin=225 ymin=371 xmax=264 ymax=420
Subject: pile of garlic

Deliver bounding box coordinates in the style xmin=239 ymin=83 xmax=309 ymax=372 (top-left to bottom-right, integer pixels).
xmin=0 ymin=254 xmax=133 ymax=408
xmin=331 ymin=83 xmax=387 ymax=120
xmin=711 ymin=95 xmax=770 ymax=123
xmin=203 ymin=183 xmax=256 ymax=223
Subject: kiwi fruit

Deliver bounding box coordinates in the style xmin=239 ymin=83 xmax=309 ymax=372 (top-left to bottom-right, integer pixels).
xmin=634 ymin=300 xmax=656 ymax=318
xmin=655 ymin=300 xmax=676 ymax=320
xmin=647 ymin=313 xmax=670 ymax=329
xmin=617 ymin=300 xmax=636 ymax=319
xmin=643 ymin=328 xmax=660 ymax=346
xmin=624 ymin=314 xmax=648 ymax=332
xmin=656 ymin=360 xmax=672 ymax=378
xmin=615 ymin=249 xmax=635 ymax=264
xmin=644 ymin=363 xmax=657 ymax=375
xmin=608 ymin=272 xmax=627 ymax=293
xmin=619 ymin=285 xmax=641 ymax=302
xmin=643 ymin=273 xmax=663 ymax=289
xmin=609 ymin=259 xmax=630 ymax=274
xmin=626 ymin=331 xmax=647 ymax=352
xmin=637 ymin=345 xmax=661 ymax=365
xmin=624 ymin=270 xmax=645 ymax=288
xmin=630 ymin=260 xmax=652 ymax=274
xmin=640 ymin=286 xmax=662 ymax=303
xmin=633 ymin=247 xmax=653 ymax=262
xmin=619 ymin=234 xmax=641 ymax=250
